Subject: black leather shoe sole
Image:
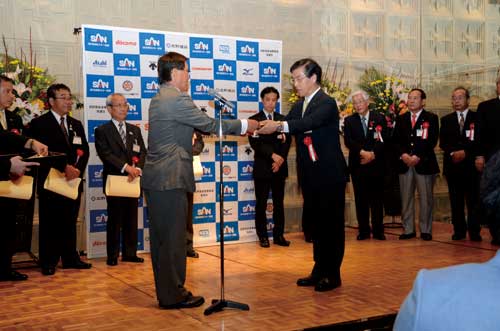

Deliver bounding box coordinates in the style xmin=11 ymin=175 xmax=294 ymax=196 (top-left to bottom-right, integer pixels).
xmin=297 ymin=276 xmax=318 ymax=287
xmin=399 ymin=232 xmax=416 ymax=240
xmin=0 ymin=270 xmax=28 ymax=281
xmin=259 ymin=238 xmax=270 ymax=248
xmin=314 ymin=278 xmax=341 ymax=292
xmin=421 ymin=233 xmax=433 ymax=241
xmin=107 ymin=259 xmax=118 ymax=266
xmin=42 ymin=267 xmax=56 ymax=276
xmin=121 ymin=256 xmax=144 ymax=263
xmin=62 ymin=261 xmax=92 ymax=269
xmin=187 ymin=251 xmax=199 ymax=258
xmin=159 ymin=296 xmax=205 ymax=309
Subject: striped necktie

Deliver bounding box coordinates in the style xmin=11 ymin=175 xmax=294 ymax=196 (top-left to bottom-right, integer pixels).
xmin=60 ymin=116 xmax=69 ymax=143
xmin=119 ymin=122 xmax=126 ymax=145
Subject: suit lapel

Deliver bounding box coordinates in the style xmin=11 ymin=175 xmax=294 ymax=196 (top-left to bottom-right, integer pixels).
xmin=110 ymin=121 xmax=127 ymax=152
xmin=303 ymin=90 xmax=323 ymax=117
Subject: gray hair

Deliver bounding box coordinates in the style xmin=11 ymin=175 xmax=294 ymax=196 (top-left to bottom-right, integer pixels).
xmin=105 ymin=93 xmax=126 ymax=107
xmin=347 ymin=90 xmax=369 ymax=103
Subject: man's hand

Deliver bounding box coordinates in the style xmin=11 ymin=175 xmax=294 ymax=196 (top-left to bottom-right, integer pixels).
xmin=451 ymin=150 xmax=466 ymax=163
xmin=125 ymin=164 xmax=142 ymax=182
xmin=271 ymin=153 xmax=284 ymax=166
xmin=359 ymin=150 xmax=375 ymax=165
xmin=30 ymin=139 xmax=48 ymax=156
xmin=246 ymin=119 xmax=259 ymax=134
xmin=475 ymin=156 xmax=485 ymax=172
xmin=64 ymin=164 xmax=81 ymax=181
xmin=271 ymin=162 xmax=281 ymax=173
xmin=9 ymin=156 xmax=39 ymax=177
xmin=401 ymin=153 xmax=413 ymax=166
xmin=257 ymin=120 xmax=280 ymax=134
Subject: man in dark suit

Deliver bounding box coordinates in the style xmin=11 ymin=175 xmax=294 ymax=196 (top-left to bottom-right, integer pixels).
xmin=0 ymin=129 xmax=47 ymax=282
xmin=344 ymin=90 xmax=386 ymax=240
xmin=393 ymin=88 xmax=439 ymax=241
xmin=476 ymin=77 xmax=500 ymax=245
xmin=249 ymin=86 xmax=291 ymax=248
xmin=29 ymin=83 xmax=91 ymax=275
xmin=141 ymin=52 xmax=258 ymax=309
xmin=94 ymin=93 xmax=146 ymax=266
xmin=440 ymin=87 xmax=482 ymax=241
xmin=259 ymin=58 xmax=348 ymax=292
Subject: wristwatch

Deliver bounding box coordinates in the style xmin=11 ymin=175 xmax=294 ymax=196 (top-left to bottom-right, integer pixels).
xmin=276 ymin=121 xmax=283 ymax=133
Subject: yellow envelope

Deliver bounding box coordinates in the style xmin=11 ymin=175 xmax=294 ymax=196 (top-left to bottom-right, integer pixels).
xmin=105 ymin=175 xmax=140 ymax=198
xmin=0 ymin=176 xmax=34 ymax=200
xmin=43 ymin=168 xmax=81 ymax=200
xmin=193 ymin=155 xmax=203 ymax=181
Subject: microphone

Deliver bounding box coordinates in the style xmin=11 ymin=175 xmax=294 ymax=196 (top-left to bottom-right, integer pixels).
xmin=208 ymin=88 xmax=235 ymax=109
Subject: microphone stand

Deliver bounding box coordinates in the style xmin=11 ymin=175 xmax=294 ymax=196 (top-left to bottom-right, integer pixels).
xmin=204 ymin=99 xmax=250 ymax=316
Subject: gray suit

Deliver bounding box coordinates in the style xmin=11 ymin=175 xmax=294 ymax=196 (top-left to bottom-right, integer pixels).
xmin=142 ymin=84 xmax=241 ymax=306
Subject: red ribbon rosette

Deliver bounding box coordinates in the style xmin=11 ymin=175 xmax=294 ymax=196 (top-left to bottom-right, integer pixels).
xmin=375 ymin=125 xmax=383 ymax=142
xmin=469 ymin=123 xmax=475 ymax=141
xmin=303 ymin=136 xmax=318 ymax=162
xmin=10 ymin=128 xmax=20 ymax=135
xmin=132 ymin=156 xmax=139 ymax=166
xmin=422 ymin=122 xmax=429 ymax=140
xmin=75 ymin=149 xmax=84 ymax=165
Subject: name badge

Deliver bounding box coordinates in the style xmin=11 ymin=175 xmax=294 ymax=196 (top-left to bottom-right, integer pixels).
xmin=73 ymin=136 xmax=82 ymax=145
xmin=373 ymin=132 xmax=378 ymax=139
xmin=133 ymin=144 xmax=141 ymax=153
xmin=465 ymin=130 xmax=471 ymax=138
xmin=416 ymin=129 xmax=423 ymax=137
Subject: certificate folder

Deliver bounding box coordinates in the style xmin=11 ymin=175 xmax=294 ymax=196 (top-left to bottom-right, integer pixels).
xmin=0 ymin=176 xmax=34 ymax=200
xmin=43 ymin=168 xmax=81 ymax=200
xmin=105 ymin=175 xmax=141 ymax=198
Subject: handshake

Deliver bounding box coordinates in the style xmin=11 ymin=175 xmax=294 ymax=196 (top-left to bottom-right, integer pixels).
xmin=246 ymin=119 xmax=283 ymax=135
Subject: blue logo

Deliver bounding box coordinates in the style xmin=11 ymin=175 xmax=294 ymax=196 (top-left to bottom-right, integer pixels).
xmin=216 ymin=182 xmax=238 ymax=202
xmin=237 ymin=81 xmax=259 ymax=102
xmin=190 ymin=37 xmax=213 ymax=58
xmin=193 ymin=203 xmax=216 ymax=224
xmin=213 ymin=60 xmax=236 ymax=81
xmin=142 ymin=207 xmax=149 ymax=228
xmin=238 ymin=201 xmax=256 ymax=221
xmin=216 ymin=221 xmax=240 ymax=242
xmin=200 ymin=162 xmax=215 ymax=182
xmin=259 ymin=62 xmax=280 ymax=82
xmin=87 ymin=120 xmax=108 ymax=143
xmin=84 ymin=28 xmax=112 ymax=52
xmin=113 ymin=54 xmax=140 ymax=76
xmin=87 ymin=75 xmax=114 ymax=98
xmin=238 ymin=161 xmax=254 ymax=181
xmin=190 ymin=79 xmax=214 ymax=100
xmin=214 ymin=102 xmax=237 ymax=120
xmin=139 ymin=32 xmax=165 ymax=55
xmin=126 ymin=99 xmax=142 ymax=121
xmin=215 ymin=141 xmax=238 ymax=161
xmin=137 ymin=229 xmax=144 ymax=250
xmin=141 ymin=77 xmax=160 ymax=98
xmin=236 ymin=40 xmax=258 ymax=62
xmin=88 ymin=164 xmax=103 ymax=188
xmin=89 ymin=209 xmax=107 ymax=232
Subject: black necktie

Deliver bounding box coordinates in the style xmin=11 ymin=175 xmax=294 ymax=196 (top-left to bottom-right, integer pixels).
xmin=459 ymin=113 xmax=465 ymax=134
xmin=267 ymin=113 xmax=272 ymax=120
xmin=60 ymin=116 xmax=69 ymax=143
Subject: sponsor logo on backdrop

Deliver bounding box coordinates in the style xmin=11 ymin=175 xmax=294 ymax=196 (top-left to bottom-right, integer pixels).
xmin=114 ymin=54 xmax=140 ymax=76
xmin=219 ymin=44 xmax=230 ymax=54
xmin=122 ymin=80 xmax=133 ymax=91
xmin=215 ymin=141 xmax=237 ymax=161
xmin=141 ymin=77 xmax=159 ymax=98
xmin=88 ymin=164 xmax=103 ymax=188
xmin=242 ymin=67 xmax=254 ymax=77
xmin=216 ymin=182 xmax=238 ymax=202
xmin=222 ymin=165 xmax=231 ymax=176
xmin=85 ymin=28 xmax=112 ymax=52
xmin=139 ymin=32 xmax=165 ymax=54
xmin=237 ymin=40 xmax=259 ymax=62
xmin=237 ymin=82 xmax=259 ymax=102
xmin=115 ymin=39 xmax=137 ymax=46
xmin=216 ymin=221 xmax=240 ymax=241
xmin=92 ymin=59 xmax=108 ymax=69
xmin=199 ymin=228 xmax=210 ymax=237
xmin=200 ymin=162 xmax=215 ymax=182
xmin=126 ymin=99 xmax=142 ymax=121
xmin=238 ymin=161 xmax=254 ymax=180
xmin=239 ymin=201 xmax=256 ymax=220
xmin=190 ymin=80 xmax=213 ymax=100
xmin=259 ymin=62 xmax=280 ymax=82
xmin=90 ymin=194 xmax=106 ymax=202
xmin=215 ymin=103 xmax=237 ymax=120
xmin=87 ymin=75 xmax=114 ymax=98
xmin=87 ymin=120 xmax=108 ymax=143
xmin=260 ymin=48 xmax=280 ymax=58
xmin=90 ymin=209 xmax=108 ymax=232
xmin=190 ymin=37 xmax=213 ymax=58
xmin=213 ymin=60 xmax=236 ymax=80
xmin=92 ymin=240 xmax=106 ymax=247
xmin=193 ymin=203 xmax=216 ymax=223
xmin=166 ymin=42 xmax=188 ymax=50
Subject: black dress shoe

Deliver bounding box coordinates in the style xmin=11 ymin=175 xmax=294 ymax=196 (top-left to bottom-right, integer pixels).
xmin=273 ymin=236 xmax=290 ymax=246
xmin=373 ymin=233 xmax=386 ymax=240
xmin=0 ymin=270 xmax=28 ymax=281
xmin=63 ymin=260 xmax=92 ymax=269
xmin=42 ymin=266 xmax=56 ymax=276
xmin=357 ymin=233 xmax=370 ymax=240
xmin=122 ymin=256 xmax=144 ymax=263
xmin=107 ymin=258 xmax=118 ymax=266
xmin=159 ymin=295 xmax=205 ymax=309
xmin=452 ymin=233 xmax=466 ymax=240
xmin=297 ymin=275 xmax=318 ymax=287
xmin=399 ymin=232 xmax=416 ymax=240
xmin=421 ymin=233 xmax=433 ymax=241
xmin=304 ymin=234 xmax=313 ymax=243
xmin=187 ymin=250 xmax=199 ymax=258
xmin=259 ymin=237 xmax=270 ymax=248
xmin=469 ymin=234 xmax=482 ymax=242
xmin=314 ymin=277 xmax=341 ymax=292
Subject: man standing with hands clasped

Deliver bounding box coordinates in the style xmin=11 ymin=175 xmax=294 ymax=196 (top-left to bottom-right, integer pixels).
xmin=258 ymin=58 xmax=348 ymax=292
xmin=95 ymin=93 xmax=146 ymax=266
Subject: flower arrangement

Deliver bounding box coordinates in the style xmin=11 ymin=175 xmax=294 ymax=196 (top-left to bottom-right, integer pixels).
xmin=0 ymin=34 xmax=55 ymax=125
xmin=358 ymin=67 xmax=409 ymax=128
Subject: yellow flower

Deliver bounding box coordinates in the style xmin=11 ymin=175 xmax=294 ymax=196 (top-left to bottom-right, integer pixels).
xmin=9 ymin=59 xmax=19 ymax=65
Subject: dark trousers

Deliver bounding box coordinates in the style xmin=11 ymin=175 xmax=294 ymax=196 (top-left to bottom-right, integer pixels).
xmin=305 ymin=182 xmax=346 ymax=281
xmin=145 ymin=189 xmax=190 ymax=306
xmin=106 ymin=196 xmax=139 ymax=259
xmin=351 ymin=170 xmax=384 ymax=236
xmin=186 ymin=192 xmax=194 ymax=252
xmin=38 ymin=192 xmax=81 ymax=268
xmin=254 ymin=177 xmax=285 ymax=239
xmin=301 ymin=189 xmax=313 ymax=240
xmin=445 ymin=172 xmax=481 ymax=236
xmin=0 ymin=198 xmax=17 ymax=275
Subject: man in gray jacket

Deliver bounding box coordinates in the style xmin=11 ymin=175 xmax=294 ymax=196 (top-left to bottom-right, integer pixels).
xmin=141 ymin=52 xmax=258 ymax=309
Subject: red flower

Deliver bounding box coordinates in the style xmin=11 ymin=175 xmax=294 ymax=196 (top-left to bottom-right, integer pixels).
xmin=132 ymin=156 xmax=139 ymax=165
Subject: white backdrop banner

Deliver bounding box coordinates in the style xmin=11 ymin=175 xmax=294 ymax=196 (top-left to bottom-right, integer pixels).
xmin=81 ymin=24 xmax=282 ymax=258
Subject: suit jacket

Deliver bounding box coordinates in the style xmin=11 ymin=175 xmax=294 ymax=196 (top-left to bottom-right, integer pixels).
xmin=141 ymin=84 xmax=242 ymax=193
xmin=476 ymin=97 xmax=500 ymax=161
xmin=94 ymin=121 xmax=146 ymax=193
xmin=0 ymin=131 xmax=29 ymax=179
xmin=439 ymin=110 xmax=478 ymax=177
xmin=393 ymin=109 xmax=440 ymax=175
xmin=28 ymin=111 xmax=89 ymax=193
xmin=343 ymin=111 xmax=386 ymax=176
xmin=248 ymin=111 xmax=291 ymax=180
xmin=394 ymin=250 xmax=500 ymax=331
xmin=0 ymin=109 xmax=24 ymax=154
xmin=285 ymin=89 xmax=348 ymax=189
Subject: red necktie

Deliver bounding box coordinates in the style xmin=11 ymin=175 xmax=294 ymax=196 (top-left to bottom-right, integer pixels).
xmin=411 ymin=113 xmax=417 ymax=129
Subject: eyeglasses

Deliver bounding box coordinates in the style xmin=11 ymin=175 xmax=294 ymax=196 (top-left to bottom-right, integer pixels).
xmin=111 ymin=103 xmax=129 ymax=108
xmin=54 ymin=96 xmax=73 ymax=101
xmin=290 ymin=74 xmax=307 ymax=84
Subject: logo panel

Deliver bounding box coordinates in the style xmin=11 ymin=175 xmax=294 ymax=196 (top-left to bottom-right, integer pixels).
xmin=84 ymin=28 xmax=112 ymax=52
